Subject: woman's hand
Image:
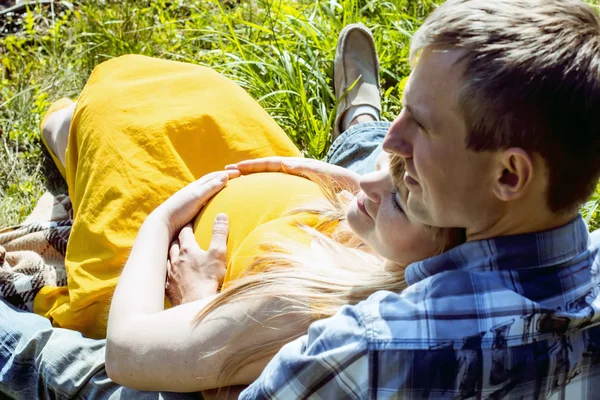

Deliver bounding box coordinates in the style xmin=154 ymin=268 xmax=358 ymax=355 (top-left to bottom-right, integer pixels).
xmin=109 ymin=170 xmax=238 ymax=341
xmin=226 ymin=156 xmax=361 ymax=192
xmin=166 ymin=215 xmax=229 ymax=306
xmin=153 ymin=170 xmax=240 ymax=237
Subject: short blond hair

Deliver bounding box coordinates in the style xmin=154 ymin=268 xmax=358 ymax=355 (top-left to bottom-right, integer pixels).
xmin=411 ymin=0 xmax=600 ymax=213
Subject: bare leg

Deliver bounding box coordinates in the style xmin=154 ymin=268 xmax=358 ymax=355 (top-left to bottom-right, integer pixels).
xmin=41 ymin=100 xmax=76 ymax=169
xmin=346 ymin=113 xmax=376 ymax=130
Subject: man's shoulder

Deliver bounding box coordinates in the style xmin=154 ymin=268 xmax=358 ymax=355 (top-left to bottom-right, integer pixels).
xmin=351 ymin=270 xmax=525 ymax=347
xmin=307 ymin=222 xmax=600 ymax=349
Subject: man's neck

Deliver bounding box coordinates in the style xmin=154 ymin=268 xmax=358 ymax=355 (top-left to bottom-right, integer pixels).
xmin=466 ymin=208 xmax=578 ymax=242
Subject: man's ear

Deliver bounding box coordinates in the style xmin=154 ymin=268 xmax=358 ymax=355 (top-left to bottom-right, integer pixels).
xmin=492 ymin=148 xmax=534 ymax=202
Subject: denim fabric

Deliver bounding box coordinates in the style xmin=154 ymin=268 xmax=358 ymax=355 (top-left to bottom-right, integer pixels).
xmin=0 ymin=300 xmax=199 ymax=400
xmin=326 ymin=121 xmax=391 ymax=175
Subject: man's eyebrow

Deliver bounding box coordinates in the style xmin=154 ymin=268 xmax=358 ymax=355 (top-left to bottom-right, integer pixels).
xmin=401 ymin=93 xmax=431 ymax=130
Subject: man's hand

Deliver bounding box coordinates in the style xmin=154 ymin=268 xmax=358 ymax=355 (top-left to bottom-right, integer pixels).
xmin=226 ymin=156 xmax=361 ymax=192
xmin=165 ymin=214 xmax=229 ymax=306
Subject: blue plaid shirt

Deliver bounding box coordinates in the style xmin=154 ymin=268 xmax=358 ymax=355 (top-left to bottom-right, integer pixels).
xmin=241 ymin=216 xmax=600 ymax=399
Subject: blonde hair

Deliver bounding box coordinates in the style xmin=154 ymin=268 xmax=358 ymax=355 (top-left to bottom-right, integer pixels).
xmin=194 ymin=172 xmax=460 ymax=386
xmin=410 ymin=0 xmax=600 ymax=214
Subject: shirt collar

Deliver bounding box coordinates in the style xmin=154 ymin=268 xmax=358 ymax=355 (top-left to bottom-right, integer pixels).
xmin=405 ymin=215 xmax=590 ymax=286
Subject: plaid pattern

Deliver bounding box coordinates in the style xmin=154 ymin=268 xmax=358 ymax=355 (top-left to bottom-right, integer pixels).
xmin=0 ymin=194 xmax=72 ymax=311
xmin=241 ymin=216 xmax=600 ymax=399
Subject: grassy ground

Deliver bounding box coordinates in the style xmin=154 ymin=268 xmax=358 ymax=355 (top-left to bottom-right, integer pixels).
xmin=1 ymin=0 xmax=599 ymax=230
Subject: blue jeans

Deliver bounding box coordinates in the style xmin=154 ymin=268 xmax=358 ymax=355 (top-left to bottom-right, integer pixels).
xmin=0 ymin=300 xmax=200 ymax=400
xmin=327 ymin=121 xmax=391 ymax=174
xmin=0 ymin=121 xmax=390 ymax=400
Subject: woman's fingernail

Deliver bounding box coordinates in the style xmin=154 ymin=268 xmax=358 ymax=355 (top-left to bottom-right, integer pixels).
xmin=215 ymin=213 xmax=228 ymax=222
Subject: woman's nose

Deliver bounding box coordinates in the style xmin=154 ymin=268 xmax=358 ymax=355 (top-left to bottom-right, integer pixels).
xmin=383 ymin=111 xmax=414 ymax=158
xmin=359 ymin=170 xmax=388 ymax=204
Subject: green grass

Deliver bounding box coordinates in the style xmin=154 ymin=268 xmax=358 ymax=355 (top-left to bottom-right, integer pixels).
xmin=1 ymin=0 xmax=598 ymax=231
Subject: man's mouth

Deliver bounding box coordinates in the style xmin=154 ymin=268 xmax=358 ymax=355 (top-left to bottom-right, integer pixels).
xmin=404 ymin=171 xmax=419 ymax=187
xmin=403 ymin=162 xmax=419 ymax=186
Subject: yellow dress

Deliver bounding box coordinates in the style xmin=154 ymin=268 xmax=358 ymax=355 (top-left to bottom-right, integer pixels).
xmin=34 ymin=55 xmax=326 ymax=339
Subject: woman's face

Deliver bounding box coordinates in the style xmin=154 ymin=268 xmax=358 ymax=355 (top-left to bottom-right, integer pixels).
xmin=346 ymin=166 xmax=446 ymax=265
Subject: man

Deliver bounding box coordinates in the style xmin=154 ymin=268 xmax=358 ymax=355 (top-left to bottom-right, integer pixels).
xmin=239 ymin=0 xmax=600 ymax=398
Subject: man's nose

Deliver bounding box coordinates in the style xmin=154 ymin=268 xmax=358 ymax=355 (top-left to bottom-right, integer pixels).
xmin=383 ymin=112 xmax=413 ymax=158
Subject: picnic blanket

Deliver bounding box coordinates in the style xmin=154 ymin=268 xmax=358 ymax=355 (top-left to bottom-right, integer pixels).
xmin=0 ymin=192 xmax=72 ymax=311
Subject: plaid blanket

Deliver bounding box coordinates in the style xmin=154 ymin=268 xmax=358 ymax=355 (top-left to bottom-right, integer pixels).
xmin=0 ymin=193 xmax=72 ymax=311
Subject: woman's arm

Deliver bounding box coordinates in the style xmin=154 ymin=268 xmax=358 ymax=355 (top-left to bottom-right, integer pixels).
xmin=107 ymin=170 xmax=299 ymax=391
xmin=106 ymin=287 xmax=299 ymax=392
xmin=226 ymin=156 xmax=362 ymax=192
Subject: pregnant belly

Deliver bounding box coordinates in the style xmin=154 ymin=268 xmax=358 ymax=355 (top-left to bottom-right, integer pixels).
xmin=192 ymin=172 xmax=324 ymax=266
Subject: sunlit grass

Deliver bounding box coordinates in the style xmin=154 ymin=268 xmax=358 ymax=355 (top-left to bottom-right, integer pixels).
xmin=1 ymin=0 xmax=598 ymax=230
